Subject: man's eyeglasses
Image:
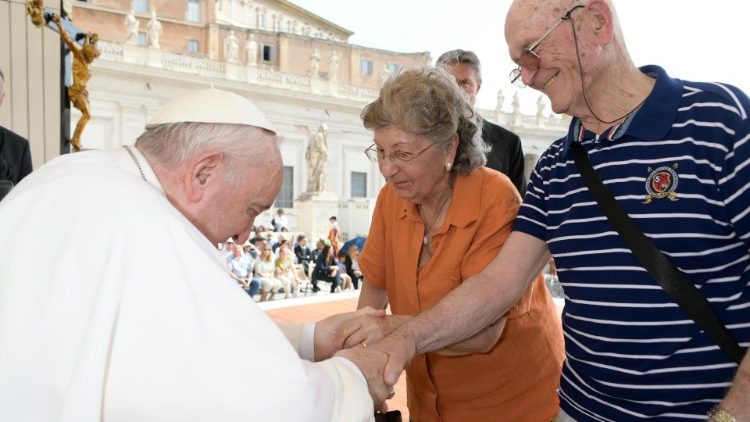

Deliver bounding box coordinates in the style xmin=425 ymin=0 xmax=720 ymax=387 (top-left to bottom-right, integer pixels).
xmin=509 ymin=4 xmax=584 ymax=88
xmin=364 ymin=143 xmax=433 ymax=164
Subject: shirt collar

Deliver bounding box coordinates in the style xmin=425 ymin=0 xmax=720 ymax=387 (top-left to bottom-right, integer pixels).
xmin=397 ymin=169 xmax=483 ymax=229
xmin=561 ymin=65 xmax=683 ymax=157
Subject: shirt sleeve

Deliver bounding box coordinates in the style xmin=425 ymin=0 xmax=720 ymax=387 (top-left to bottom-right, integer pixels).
xmin=716 ymin=85 xmax=750 ymax=249
xmin=357 ymin=185 xmax=390 ymax=289
xmin=513 ymin=143 xmax=559 ymax=241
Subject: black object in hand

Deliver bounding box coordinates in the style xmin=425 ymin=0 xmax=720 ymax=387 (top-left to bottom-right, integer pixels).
xmin=374 ymin=410 xmax=402 ymax=422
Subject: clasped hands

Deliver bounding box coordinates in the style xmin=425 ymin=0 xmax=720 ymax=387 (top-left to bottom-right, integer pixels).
xmin=315 ymin=307 xmax=507 ymax=410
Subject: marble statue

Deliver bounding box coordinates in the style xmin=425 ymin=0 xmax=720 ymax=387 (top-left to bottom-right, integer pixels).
xmin=496 ymin=89 xmax=505 ymax=111
xmin=224 ymin=30 xmax=239 ymax=62
xmin=309 ymin=49 xmax=320 ymax=78
xmin=246 ymin=33 xmax=257 ymax=66
xmin=328 ymin=50 xmax=339 ymax=82
xmin=124 ymin=9 xmax=139 ymax=44
xmin=146 ymin=10 xmax=162 ymax=48
xmin=537 ymin=95 xmax=546 ymax=118
xmin=305 ymin=124 xmax=329 ymax=193
xmin=379 ymin=64 xmax=390 ymax=86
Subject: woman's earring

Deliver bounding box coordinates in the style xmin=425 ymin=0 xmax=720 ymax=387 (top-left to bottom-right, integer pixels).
xmin=445 ymin=162 xmax=452 ymax=171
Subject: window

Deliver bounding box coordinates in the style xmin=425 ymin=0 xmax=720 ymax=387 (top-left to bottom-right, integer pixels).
xmin=360 ymin=59 xmax=373 ymax=76
xmin=186 ymin=0 xmax=201 ymax=22
xmin=262 ymin=44 xmax=275 ymax=62
xmin=387 ymin=63 xmax=399 ymax=74
xmin=187 ymin=39 xmax=199 ymax=55
xmin=275 ymin=166 xmax=294 ymax=208
xmin=351 ymin=172 xmax=367 ymax=198
xmin=133 ymin=0 xmax=148 ymax=13
xmin=137 ymin=32 xmax=148 ymax=45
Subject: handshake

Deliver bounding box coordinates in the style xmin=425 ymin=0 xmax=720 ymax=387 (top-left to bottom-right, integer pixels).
xmin=310 ymin=306 xmax=507 ymax=412
xmin=313 ymin=307 xmax=414 ymax=412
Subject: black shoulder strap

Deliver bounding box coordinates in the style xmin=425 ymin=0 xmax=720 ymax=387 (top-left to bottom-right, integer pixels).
xmin=570 ymin=142 xmax=745 ymax=364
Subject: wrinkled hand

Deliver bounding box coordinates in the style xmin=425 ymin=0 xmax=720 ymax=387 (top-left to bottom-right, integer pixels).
xmin=370 ymin=329 xmax=418 ymax=387
xmin=336 ymin=346 xmax=392 ymax=412
xmin=338 ymin=313 xmax=412 ymax=350
xmin=314 ymin=307 xmax=385 ymax=361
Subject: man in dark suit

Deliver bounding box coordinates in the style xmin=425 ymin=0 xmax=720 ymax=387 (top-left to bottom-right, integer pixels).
xmin=436 ymin=50 xmax=526 ymax=195
xmin=0 ymin=69 xmax=33 ymax=194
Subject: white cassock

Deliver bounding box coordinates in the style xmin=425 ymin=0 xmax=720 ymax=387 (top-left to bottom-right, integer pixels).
xmin=0 ymin=147 xmax=374 ymax=422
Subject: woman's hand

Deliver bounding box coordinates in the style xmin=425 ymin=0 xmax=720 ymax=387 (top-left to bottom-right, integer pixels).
xmin=314 ymin=307 xmax=385 ymax=360
xmin=338 ymin=313 xmax=412 ymax=350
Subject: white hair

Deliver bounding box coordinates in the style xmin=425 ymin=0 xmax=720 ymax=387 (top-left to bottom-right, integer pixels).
xmin=135 ymin=122 xmax=276 ymax=185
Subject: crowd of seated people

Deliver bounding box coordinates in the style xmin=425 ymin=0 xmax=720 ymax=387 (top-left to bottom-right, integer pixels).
xmin=218 ymin=223 xmax=364 ymax=301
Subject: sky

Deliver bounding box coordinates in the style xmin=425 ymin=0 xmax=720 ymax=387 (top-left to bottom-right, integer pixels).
xmin=291 ymin=0 xmax=750 ymax=114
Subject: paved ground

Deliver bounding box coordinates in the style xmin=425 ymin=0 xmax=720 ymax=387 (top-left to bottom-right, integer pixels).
xmin=263 ymin=292 xmax=410 ymax=420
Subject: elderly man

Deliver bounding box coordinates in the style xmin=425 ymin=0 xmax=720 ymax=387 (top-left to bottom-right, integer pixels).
xmin=371 ymin=1 xmax=749 ymax=421
xmin=0 ymin=89 xmax=390 ymax=421
xmin=436 ymin=49 xmax=526 ymax=194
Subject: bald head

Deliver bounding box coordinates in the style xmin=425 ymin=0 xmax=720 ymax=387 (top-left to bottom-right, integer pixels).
xmin=504 ymin=0 xmax=635 ymax=118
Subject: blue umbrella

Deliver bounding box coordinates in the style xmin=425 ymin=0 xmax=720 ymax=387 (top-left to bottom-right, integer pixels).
xmin=339 ymin=236 xmax=366 ymax=257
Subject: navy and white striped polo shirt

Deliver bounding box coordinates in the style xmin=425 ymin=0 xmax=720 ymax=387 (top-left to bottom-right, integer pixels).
xmin=514 ymin=65 xmax=750 ymax=421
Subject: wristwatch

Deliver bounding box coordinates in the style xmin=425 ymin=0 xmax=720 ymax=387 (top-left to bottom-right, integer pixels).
xmin=707 ymin=404 xmax=736 ymax=422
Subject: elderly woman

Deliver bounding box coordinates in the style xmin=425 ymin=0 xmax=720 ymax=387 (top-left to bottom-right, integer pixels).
xmin=348 ymin=67 xmax=565 ymax=421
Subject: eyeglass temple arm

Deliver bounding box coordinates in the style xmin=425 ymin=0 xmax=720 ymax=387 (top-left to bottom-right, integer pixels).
xmin=528 ymin=4 xmax=585 ymax=51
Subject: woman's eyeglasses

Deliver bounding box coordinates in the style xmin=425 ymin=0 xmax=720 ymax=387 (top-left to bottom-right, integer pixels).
xmin=364 ymin=143 xmax=433 ymax=164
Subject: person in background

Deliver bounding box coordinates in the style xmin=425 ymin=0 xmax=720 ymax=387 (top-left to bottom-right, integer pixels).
xmin=275 ymin=243 xmax=300 ymax=298
xmin=310 ymin=238 xmax=326 ymax=293
xmin=271 ymin=208 xmax=288 ymax=232
xmin=313 ymin=243 xmax=342 ymax=294
xmin=341 ymin=67 xmax=564 ymax=421
xmin=294 ymin=234 xmax=313 ymax=276
xmin=436 ymin=49 xmax=526 ymax=194
xmin=327 ymin=215 xmax=342 ymax=256
xmin=255 ymin=241 xmax=282 ymax=301
xmin=341 ymin=244 xmax=363 ymax=290
xmin=228 ymin=242 xmax=261 ymax=298
xmin=373 ymin=1 xmax=750 ymax=420
xmin=0 ymin=69 xmax=33 ymax=197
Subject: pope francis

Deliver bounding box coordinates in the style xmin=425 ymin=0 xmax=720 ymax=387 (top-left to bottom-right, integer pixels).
xmin=0 ymin=89 xmax=389 ymax=421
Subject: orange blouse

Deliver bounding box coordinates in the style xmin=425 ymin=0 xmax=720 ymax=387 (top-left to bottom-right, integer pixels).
xmin=359 ymin=167 xmax=565 ymax=422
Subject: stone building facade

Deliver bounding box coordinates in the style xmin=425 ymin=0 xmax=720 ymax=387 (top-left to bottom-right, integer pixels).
xmin=63 ymin=0 xmax=569 ymax=240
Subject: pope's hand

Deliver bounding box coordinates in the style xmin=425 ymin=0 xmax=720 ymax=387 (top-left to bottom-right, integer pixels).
xmin=314 ymin=307 xmax=385 ymax=361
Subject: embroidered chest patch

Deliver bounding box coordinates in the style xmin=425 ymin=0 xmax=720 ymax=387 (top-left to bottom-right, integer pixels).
xmin=644 ymin=164 xmax=679 ymax=204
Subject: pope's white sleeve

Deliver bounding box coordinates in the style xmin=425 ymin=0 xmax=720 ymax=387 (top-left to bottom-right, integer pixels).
xmin=277 ymin=322 xmax=316 ymax=361
xmin=278 ymin=323 xmax=374 ymax=421
xmin=310 ymin=357 xmax=375 ymax=422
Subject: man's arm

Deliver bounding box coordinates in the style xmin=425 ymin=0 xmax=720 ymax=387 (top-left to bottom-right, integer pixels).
xmin=374 ymin=231 xmax=550 ymax=384
xmin=718 ymin=351 xmax=749 ymax=420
